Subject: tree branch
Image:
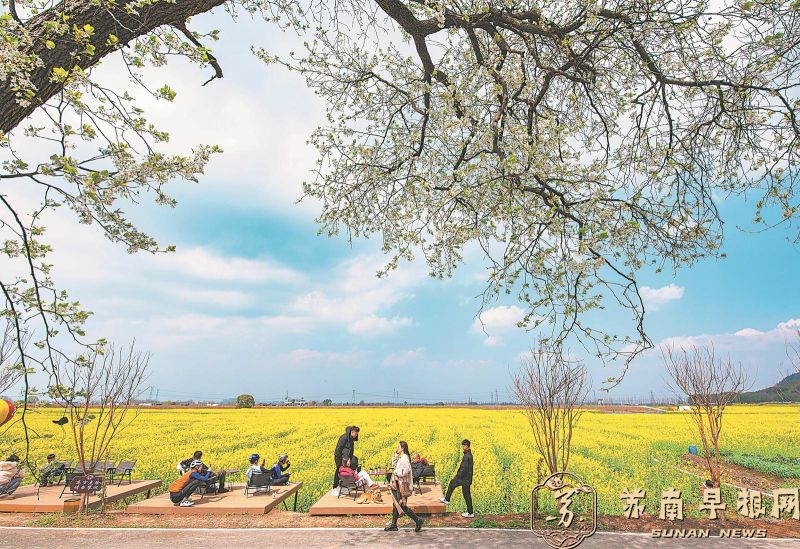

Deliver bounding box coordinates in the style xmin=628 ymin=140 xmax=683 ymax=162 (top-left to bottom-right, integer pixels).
xmin=173 ymin=20 xmax=224 ymax=86
xmin=1 ymin=0 xmax=227 ymax=133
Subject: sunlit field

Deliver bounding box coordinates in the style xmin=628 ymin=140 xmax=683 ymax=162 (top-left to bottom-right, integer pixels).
xmin=4 ymin=405 xmax=799 ymax=515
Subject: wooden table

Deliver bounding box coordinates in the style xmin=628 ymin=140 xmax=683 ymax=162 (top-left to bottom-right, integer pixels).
xmin=366 ymin=468 xmax=392 ymax=485
xmin=222 ymin=468 xmax=241 ymax=490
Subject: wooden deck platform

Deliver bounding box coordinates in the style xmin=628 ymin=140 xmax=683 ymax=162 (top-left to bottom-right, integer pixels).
xmin=0 ymin=480 xmax=162 ymax=513
xmin=125 ymin=482 xmax=303 ymax=515
xmin=308 ymin=482 xmax=446 ymax=515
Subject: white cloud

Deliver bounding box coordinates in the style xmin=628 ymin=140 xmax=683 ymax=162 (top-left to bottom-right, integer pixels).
xmin=278 ymin=348 xmax=365 ymax=371
xmin=41 ymin=209 xmax=303 ymax=289
xmin=471 ymin=305 xmax=525 ymax=333
xmin=170 ymin=288 xmax=253 ymax=308
xmin=284 ymin=349 xmax=354 ymax=364
xmin=89 ymin=19 xmax=327 ymax=218
xmin=733 ymin=328 xmax=765 ymax=338
xmin=86 ymin=252 xmax=424 ymax=354
xmin=659 ymin=318 xmax=800 ymax=352
xmin=164 ymin=247 xmax=304 ymax=284
xmin=348 ymin=315 xmax=413 ymax=336
xmin=640 ymin=284 xmax=684 ymax=311
xmin=605 ymin=318 xmax=800 ymax=395
xmin=470 ymin=305 xmax=525 ymax=345
xmin=95 ymin=313 xmax=314 ymax=350
xmin=382 ymin=348 xmax=425 ymax=367
xmin=287 ymin=254 xmax=423 ymax=333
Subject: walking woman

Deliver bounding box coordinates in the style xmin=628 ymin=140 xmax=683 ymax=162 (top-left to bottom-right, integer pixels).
xmin=385 ymin=441 xmax=423 ymax=532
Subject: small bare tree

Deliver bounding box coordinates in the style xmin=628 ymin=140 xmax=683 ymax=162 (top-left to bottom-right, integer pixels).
xmin=0 ymin=319 xmax=25 ymax=396
xmin=512 ymin=341 xmax=590 ymax=475
xmin=663 ymin=345 xmax=749 ymax=488
xmin=49 ymin=342 xmax=149 ymax=510
xmin=787 ymin=330 xmax=800 ymax=374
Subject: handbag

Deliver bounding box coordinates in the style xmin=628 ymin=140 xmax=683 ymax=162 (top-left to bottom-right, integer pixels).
xmin=399 ymin=475 xmax=413 ymax=498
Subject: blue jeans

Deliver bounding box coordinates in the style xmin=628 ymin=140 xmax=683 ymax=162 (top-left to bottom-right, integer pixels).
xmin=0 ymin=478 xmax=22 ymax=495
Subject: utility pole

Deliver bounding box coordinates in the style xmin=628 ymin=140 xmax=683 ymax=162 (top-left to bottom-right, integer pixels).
xmin=352 ymin=389 xmax=355 ymax=404
xmin=155 ymin=388 xmax=159 ymax=401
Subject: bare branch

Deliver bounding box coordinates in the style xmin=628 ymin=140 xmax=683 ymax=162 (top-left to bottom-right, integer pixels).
xmin=662 ymin=345 xmax=750 ymax=488
xmin=512 ymin=340 xmax=590 ymax=475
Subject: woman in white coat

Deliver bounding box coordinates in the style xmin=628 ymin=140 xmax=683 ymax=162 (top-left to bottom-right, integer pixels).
xmin=385 ymin=441 xmax=423 ymax=532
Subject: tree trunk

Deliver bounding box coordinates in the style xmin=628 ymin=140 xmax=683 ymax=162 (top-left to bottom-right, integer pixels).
xmin=1 ymin=0 xmax=227 ymax=134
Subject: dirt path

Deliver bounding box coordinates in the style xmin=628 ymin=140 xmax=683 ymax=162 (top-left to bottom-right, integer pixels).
xmin=0 ymin=527 xmax=797 ymax=549
xmin=682 ymin=453 xmax=799 ymax=494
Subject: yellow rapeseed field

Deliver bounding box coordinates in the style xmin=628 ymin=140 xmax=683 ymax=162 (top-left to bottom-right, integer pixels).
xmin=3 ymin=405 xmax=799 ymax=515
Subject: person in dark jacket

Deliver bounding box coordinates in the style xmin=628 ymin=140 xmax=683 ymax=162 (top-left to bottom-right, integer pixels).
xmin=39 ymin=453 xmax=65 ymax=486
xmin=177 ymin=450 xmax=228 ymax=493
xmin=168 ymin=460 xmax=215 ymax=507
xmin=440 ymin=439 xmax=474 ymax=517
xmin=332 ymin=425 xmax=359 ymax=493
xmin=270 ymin=454 xmax=291 ymax=485
xmin=411 ymin=453 xmax=425 ymax=481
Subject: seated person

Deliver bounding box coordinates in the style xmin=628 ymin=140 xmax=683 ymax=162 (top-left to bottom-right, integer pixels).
xmin=411 ymin=453 xmax=425 ymax=480
xmin=338 ymin=456 xmax=377 ymax=490
xmin=411 ymin=453 xmax=435 ymax=481
xmin=177 ymin=450 xmax=228 ymax=493
xmin=0 ymin=455 xmax=24 ymax=498
xmin=270 ymin=454 xmax=291 ymax=485
xmin=40 ymin=453 xmax=66 ymax=486
xmin=168 ymin=459 xmax=215 ymax=507
xmin=177 ymin=450 xmax=204 ymax=474
xmin=246 ymin=453 xmax=272 ymax=493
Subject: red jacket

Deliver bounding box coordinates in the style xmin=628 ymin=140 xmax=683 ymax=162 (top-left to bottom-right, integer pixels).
xmin=338 ymin=465 xmax=357 ymax=479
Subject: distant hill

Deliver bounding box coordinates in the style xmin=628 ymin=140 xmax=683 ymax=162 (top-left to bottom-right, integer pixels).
xmin=738 ymin=372 xmax=800 ymax=403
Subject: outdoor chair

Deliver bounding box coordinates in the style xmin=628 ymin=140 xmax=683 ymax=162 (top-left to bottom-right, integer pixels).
xmin=111 ymin=460 xmax=136 ymax=485
xmin=244 ymin=471 xmax=273 ymax=497
xmin=73 ymin=461 xmax=100 ymax=474
xmin=337 ymin=474 xmax=365 ymax=499
xmin=59 ymin=469 xmax=89 ymax=498
xmin=39 ymin=460 xmax=72 ymax=487
xmin=97 ymin=461 xmax=117 ymax=478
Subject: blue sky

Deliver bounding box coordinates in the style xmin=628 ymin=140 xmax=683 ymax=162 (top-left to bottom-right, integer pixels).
xmin=22 ymin=9 xmax=800 ymax=403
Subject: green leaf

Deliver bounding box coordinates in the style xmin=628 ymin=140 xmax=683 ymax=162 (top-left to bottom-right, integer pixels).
xmin=51 ymin=67 xmax=69 ymax=81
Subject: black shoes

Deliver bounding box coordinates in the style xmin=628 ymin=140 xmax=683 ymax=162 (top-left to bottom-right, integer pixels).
xmin=217 ymin=488 xmax=229 ymax=493
xmin=384 ymin=521 xmax=422 ymax=532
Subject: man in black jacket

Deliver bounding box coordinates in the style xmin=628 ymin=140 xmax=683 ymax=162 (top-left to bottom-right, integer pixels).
xmin=332 ymin=425 xmax=359 ymax=492
xmin=177 ymin=450 xmax=228 ymax=493
xmin=440 ymin=439 xmax=474 ymax=517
